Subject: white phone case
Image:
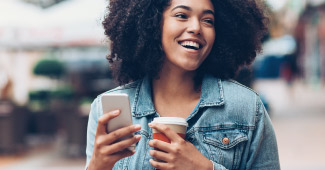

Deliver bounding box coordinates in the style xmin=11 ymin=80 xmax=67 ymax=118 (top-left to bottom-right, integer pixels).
xmin=101 ymin=93 xmax=135 ymax=150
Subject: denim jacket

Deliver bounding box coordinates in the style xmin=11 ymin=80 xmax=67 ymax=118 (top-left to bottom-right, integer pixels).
xmin=85 ymin=74 xmax=280 ymax=170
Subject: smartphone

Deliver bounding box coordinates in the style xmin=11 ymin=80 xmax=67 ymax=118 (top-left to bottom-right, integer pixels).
xmin=101 ymin=93 xmax=135 ymax=150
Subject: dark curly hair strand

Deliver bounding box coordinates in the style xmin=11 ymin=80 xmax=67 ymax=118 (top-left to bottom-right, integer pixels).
xmin=103 ymin=0 xmax=269 ymax=85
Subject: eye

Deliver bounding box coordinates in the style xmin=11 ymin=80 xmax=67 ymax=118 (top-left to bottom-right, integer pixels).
xmin=203 ymin=18 xmax=214 ymax=26
xmin=175 ymin=13 xmax=187 ymax=19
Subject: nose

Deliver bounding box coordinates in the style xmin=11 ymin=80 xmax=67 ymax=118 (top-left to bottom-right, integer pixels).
xmin=187 ymin=18 xmax=201 ymax=35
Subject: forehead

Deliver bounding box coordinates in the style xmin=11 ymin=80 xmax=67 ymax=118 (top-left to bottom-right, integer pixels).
xmin=168 ymin=0 xmax=214 ymax=11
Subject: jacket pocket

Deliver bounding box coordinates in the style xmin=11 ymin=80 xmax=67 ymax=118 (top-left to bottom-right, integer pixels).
xmin=203 ymin=129 xmax=248 ymax=170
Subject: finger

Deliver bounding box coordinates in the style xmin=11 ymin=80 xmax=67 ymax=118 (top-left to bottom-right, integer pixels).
xmin=106 ymin=135 xmax=141 ymax=155
xmin=149 ymin=159 xmax=172 ymax=170
xmin=110 ymin=149 xmax=136 ymax=163
xmin=95 ymin=124 xmax=141 ymax=147
xmin=97 ymin=110 xmax=120 ymax=135
xmin=148 ymin=139 xmax=173 ymax=153
xmin=105 ymin=124 xmax=141 ymax=144
xmin=149 ymin=149 xmax=172 ymax=162
xmin=149 ymin=123 xmax=183 ymax=143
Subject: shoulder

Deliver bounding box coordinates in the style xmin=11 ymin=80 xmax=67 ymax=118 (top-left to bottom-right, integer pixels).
xmin=97 ymin=79 xmax=141 ymax=98
xmin=91 ymin=80 xmax=142 ymax=110
xmin=221 ymin=79 xmax=259 ymax=98
xmin=105 ymin=80 xmax=141 ymax=93
xmin=220 ymin=79 xmax=263 ymax=115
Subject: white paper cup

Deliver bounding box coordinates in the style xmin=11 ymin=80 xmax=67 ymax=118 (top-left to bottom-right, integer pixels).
xmin=152 ymin=117 xmax=188 ymax=143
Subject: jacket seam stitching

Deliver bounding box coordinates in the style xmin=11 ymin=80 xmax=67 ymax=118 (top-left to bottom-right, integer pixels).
xmin=226 ymin=79 xmax=259 ymax=96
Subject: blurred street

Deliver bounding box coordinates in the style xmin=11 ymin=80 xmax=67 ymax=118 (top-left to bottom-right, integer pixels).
xmin=0 ymin=79 xmax=324 ymax=170
xmin=0 ymin=136 xmax=86 ymax=170
xmin=255 ymin=79 xmax=325 ymax=170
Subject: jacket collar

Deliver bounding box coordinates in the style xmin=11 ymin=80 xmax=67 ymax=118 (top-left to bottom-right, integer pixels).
xmin=199 ymin=74 xmax=225 ymax=107
xmin=133 ymin=76 xmax=156 ymax=117
xmin=133 ymin=74 xmax=225 ymax=118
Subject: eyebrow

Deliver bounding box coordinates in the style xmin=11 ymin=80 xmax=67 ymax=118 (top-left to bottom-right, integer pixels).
xmin=171 ymin=5 xmax=215 ymax=15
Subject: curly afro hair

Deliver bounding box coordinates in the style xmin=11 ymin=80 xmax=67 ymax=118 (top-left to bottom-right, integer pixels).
xmin=103 ymin=0 xmax=269 ymax=85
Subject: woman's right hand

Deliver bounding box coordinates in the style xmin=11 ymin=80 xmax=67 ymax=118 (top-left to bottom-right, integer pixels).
xmin=88 ymin=110 xmax=141 ymax=170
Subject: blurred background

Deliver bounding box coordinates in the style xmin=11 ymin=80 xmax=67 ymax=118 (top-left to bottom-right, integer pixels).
xmin=0 ymin=0 xmax=324 ymax=169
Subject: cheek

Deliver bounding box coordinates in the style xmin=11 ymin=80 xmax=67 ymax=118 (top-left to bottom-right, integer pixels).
xmin=206 ymin=32 xmax=215 ymax=52
xmin=161 ymin=27 xmax=173 ymax=47
xmin=209 ymin=31 xmax=216 ymax=46
xmin=161 ymin=20 xmax=183 ymax=44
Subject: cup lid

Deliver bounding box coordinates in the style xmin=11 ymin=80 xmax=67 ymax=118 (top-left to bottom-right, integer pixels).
xmin=152 ymin=117 xmax=188 ymax=127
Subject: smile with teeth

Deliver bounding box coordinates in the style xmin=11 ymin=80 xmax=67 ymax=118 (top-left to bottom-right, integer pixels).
xmin=179 ymin=41 xmax=201 ymax=50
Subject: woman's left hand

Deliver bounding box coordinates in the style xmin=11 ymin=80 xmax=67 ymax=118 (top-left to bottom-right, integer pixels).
xmin=148 ymin=123 xmax=213 ymax=170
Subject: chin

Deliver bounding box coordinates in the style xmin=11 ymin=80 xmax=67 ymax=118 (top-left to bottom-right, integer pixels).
xmin=182 ymin=64 xmax=201 ymax=71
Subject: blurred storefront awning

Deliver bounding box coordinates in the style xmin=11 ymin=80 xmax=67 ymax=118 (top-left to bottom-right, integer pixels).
xmin=0 ymin=0 xmax=107 ymax=49
xmin=266 ymin=0 xmax=325 ymax=12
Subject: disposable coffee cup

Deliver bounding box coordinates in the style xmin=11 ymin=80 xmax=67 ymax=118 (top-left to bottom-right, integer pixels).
xmin=152 ymin=117 xmax=188 ymax=143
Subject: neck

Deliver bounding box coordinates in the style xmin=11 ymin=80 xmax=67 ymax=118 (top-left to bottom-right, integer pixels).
xmin=153 ymin=65 xmax=199 ymax=99
xmin=151 ymin=62 xmax=203 ymax=117
xmin=152 ymin=65 xmax=201 ymax=117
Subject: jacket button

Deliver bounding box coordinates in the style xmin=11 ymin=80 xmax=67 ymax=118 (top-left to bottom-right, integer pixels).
xmin=222 ymin=137 xmax=229 ymax=145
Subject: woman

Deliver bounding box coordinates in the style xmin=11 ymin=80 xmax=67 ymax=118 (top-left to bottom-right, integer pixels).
xmin=86 ymin=0 xmax=280 ymax=169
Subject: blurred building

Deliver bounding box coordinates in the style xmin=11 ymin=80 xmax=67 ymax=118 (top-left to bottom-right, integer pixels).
xmin=0 ymin=0 xmax=114 ymax=155
xmin=0 ymin=0 xmax=110 ymax=105
xmin=256 ymin=0 xmax=325 ymax=87
xmin=294 ymin=3 xmax=325 ymax=86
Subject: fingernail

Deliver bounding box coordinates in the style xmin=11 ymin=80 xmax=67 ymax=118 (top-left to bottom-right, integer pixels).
xmin=135 ymin=135 xmax=141 ymax=140
xmin=148 ymin=123 xmax=153 ymax=127
xmin=133 ymin=124 xmax=141 ymax=129
xmin=112 ymin=110 xmax=120 ymax=115
xmin=148 ymin=140 xmax=153 ymax=146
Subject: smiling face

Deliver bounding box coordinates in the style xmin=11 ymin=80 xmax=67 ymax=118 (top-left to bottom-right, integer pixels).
xmin=161 ymin=0 xmax=215 ymax=73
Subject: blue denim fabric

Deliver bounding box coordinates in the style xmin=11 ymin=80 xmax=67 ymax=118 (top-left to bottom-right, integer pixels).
xmin=85 ymin=74 xmax=280 ymax=170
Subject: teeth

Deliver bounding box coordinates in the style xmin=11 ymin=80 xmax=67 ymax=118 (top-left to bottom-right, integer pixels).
xmin=180 ymin=41 xmax=200 ymax=49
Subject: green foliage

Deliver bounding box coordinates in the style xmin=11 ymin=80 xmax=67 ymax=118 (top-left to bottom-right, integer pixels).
xmin=29 ymin=90 xmax=51 ymax=101
xmin=28 ymin=87 xmax=75 ymax=112
xmin=50 ymin=87 xmax=74 ymax=101
xmin=33 ymin=59 xmax=65 ymax=78
xmin=79 ymin=97 xmax=93 ymax=105
xmin=28 ymin=90 xmax=51 ymax=112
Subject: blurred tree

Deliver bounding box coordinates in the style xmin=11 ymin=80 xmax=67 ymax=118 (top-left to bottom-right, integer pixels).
xmin=33 ymin=59 xmax=65 ymax=78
